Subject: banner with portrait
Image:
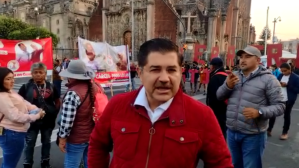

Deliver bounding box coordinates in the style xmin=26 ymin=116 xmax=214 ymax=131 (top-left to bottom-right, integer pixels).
xmin=78 ymin=37 xmax=129 ymax=87
xmin=0 ymin=38 xmax=53 ymax=78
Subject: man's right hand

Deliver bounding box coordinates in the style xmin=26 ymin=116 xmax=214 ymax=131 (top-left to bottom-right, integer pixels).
xmin=37 ymin=110 xmax=46 ymax=119
xmin=226 ymin=73 xmax=239 ymax=89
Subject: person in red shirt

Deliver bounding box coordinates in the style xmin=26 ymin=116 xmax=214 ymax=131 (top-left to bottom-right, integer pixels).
xmin=88 ymin=38 xmax=233 ymax=168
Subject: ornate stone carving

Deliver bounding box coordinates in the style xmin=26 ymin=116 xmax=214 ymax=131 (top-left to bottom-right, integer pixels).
xmin=60 ymin=0 xmax=71 ymax=13
xmin=45 ymin=4 xmax=54 ymax=14
xmin=106 ymin=7 xmax=146 ymax=52
xmin=73 ymin=19 xmax=84 ymax=38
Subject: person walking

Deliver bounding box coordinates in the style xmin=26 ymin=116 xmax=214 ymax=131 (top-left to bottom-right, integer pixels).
xmin=88 ymin=38 xmax=233 ymax=168
xmin=217 ymin=46 xmax=285 ymax=168
xmin=267 ymin=63 xmax=299 ymax=140
xmin=206 ymin=58 xmax=228 ymax=139
xmin=0 ymin=67 xmax=45 ymax=168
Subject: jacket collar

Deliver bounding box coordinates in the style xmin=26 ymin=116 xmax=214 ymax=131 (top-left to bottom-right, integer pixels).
xmin=131 ymin=86 xmax=186 ymax=127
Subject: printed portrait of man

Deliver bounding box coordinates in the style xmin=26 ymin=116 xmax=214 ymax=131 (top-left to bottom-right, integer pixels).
xmin=16 ymin=43 xmax=31 ymax=63
xmin=83 ymin=42 xmax=102 ymax=72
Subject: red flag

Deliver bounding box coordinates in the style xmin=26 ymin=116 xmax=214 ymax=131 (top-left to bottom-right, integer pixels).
xmin=296 ymin=44 xmax=299 ymax=68
xmin=194 ymin=44 xmax=206 ymax=62
xmin=251 ymin=45 xmax=264 ymax=50
xmin=267 ymin=44 xmax=282 ymax=66
xmin=227 ymin=46 xmax=235 ymax=66
xmin=210 ymin=46 xmax=219 ymax=60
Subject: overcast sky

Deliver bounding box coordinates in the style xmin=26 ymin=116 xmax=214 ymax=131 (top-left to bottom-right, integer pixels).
xmin=251 ymin=0 xmax=299 ymax=41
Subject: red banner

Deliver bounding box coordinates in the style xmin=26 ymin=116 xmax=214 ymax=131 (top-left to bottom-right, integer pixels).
xmin=0 ymin=38 xmax=53 ymax=78
xmin=227 ymin=46 xmax=235 ymax=66
xmin=251 ymin=45 xmax=264 ymax=51
xmin=267 ymin=44 xmax=282 ymax=66
xmin=194 ymin=44 xmax=206 ymax=62
xmin=296 ymin=44 xmax=299 ymax=68
xmin=211 ymin=46 xmax=219 ymax=60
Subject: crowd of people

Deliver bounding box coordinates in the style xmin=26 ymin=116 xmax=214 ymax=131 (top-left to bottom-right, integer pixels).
xmin=0 ymin=38 xmax=298 ymax=168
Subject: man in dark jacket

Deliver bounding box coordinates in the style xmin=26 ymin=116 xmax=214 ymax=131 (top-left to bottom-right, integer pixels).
xmin=19 ymin=62 xmax=61 ymax=168
xmin=206 ymin=58 xmax=228 ymax=139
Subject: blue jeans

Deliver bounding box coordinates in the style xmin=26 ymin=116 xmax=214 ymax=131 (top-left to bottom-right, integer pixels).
xmin=64 ymin=143 xmax=89 ymax=168
xmin=24 ymin=124 xmax=53 ymax=165
xmin=0 ymin=129 xmax=26 ymax=168
xmin=227 ymin=129 xmax=267 ymax=168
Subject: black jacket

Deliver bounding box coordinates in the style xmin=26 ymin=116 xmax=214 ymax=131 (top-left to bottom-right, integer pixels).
xmin=278 ymin=72 xmax=299 ymax=104
xmin=206 ymin=67 xmax=227 ymax=121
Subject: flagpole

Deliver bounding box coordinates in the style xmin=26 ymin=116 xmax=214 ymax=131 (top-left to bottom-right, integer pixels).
xmin=131 ymin=0 xmax=135 ymax=61
xmin=264 ymin=6 xmax=269 ymax=55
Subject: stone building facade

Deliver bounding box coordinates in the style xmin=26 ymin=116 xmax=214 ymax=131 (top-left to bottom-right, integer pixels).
xmin=89 ymin=0 xmax=253 ymax=61
xmin=1 ymin=0 xmax=254 ymax=61
xmin=88 ymin=0 xmax=178 ymax=61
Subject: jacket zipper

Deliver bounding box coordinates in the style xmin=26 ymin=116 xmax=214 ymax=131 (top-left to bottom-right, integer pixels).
xmin=236 ymin=74 xmax=257 ymax=129
xmin=137 ymin=110 xmax=169 ymax=168
xmin=145 ymin=126 xmax=155 ymax=168
xmin=235 ymin=84 xmax=243 ymax=130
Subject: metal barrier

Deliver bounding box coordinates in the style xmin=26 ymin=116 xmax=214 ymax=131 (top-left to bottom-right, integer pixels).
xmin=53 ymin=49 xmax=78 ymax=60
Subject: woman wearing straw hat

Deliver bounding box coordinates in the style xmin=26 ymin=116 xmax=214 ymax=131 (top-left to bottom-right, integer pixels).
xmin=57 ymin=60 xmax=98 ymax=168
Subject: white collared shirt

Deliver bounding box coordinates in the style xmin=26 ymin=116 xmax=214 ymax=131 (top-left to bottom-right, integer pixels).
xmin=134 ymin=87 xmax=173 ymax=124
xmin=280 ymin=75 xmax=290 ymax=101
xmin=16 ymin=51 xmax=30 ymax=62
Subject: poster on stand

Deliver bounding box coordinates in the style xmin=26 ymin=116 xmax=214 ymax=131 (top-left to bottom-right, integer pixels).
xmin=78 ymin=37 xmax=129 ymax=87
xmin=0 ymin=38 xmax=53 ymax=78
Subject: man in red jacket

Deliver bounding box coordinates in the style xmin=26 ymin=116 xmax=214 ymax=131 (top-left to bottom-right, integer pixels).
xmin=88 ymin=38 xmax=233 ymax=168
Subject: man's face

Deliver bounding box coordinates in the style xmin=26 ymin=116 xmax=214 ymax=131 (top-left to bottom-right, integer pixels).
xmin=85 ymin=44 xmax=95 ymax=60
xmin=31 ymin=68 xmax=46 ymax=83
xmin=138 ymin=51 xmax=182 ymax=105
xmin=20 ymin=44 xmax=26 ymax=51
xmin=280 ymin=67 xmax=291 ymax=76
xmin=209 ymin=65 xmax=215 ymax=71
xmin=239 ymin=53 xmax=260 ymax=71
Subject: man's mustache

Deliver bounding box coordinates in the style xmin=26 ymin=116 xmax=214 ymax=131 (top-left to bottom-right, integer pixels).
xmin=155 ymin=83 xmax=172 ymax=88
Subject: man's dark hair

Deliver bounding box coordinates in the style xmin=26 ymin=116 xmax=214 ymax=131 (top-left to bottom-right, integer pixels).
xmin=137 ymin=38 xmax=181 ymax=68
xmin=280 ymin=63 xmax=291 ymax=70
xmin=0 ymin=67 xmax=13 ymax=92
xmin=18 ymin=43 xmax=24 ymax=47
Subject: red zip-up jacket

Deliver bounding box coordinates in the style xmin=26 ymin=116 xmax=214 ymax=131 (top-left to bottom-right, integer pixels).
xmin=88 ymin=88 xmax=233 ymax=168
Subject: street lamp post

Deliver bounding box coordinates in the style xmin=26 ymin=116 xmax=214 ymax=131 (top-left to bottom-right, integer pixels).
xmin=272 ymin=16 xmax=281 ymax=44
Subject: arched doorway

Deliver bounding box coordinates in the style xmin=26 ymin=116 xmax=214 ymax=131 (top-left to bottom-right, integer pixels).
xmin=123 ymin=31 xmax=132 ymax=51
